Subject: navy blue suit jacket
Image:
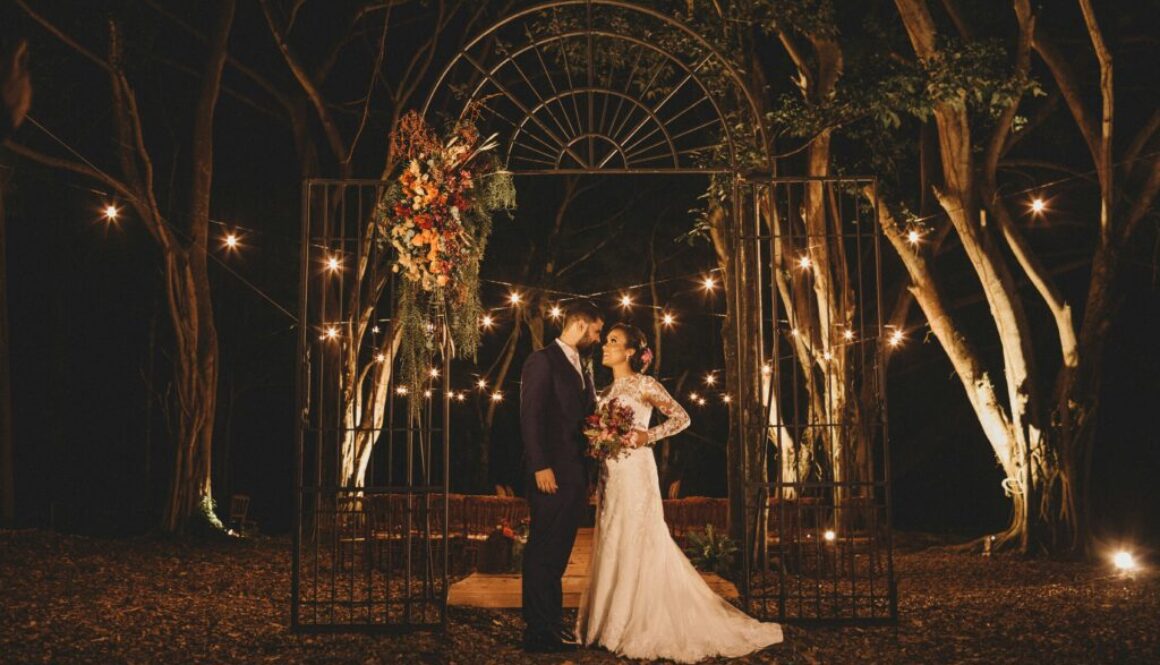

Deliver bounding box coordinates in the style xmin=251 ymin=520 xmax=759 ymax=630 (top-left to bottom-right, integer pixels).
xmin=519 ymin=342 xmax=596 ymax=478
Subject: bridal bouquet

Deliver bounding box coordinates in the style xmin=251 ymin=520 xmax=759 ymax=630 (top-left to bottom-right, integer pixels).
xmin=583 ymin=398 xmax=638 ymax=461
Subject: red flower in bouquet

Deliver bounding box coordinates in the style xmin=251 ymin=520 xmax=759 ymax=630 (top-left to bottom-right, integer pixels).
xmin=583 ymin=398 xmax=639 ymax=461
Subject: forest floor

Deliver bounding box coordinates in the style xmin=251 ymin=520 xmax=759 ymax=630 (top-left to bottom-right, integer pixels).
xmin=1 ymin=529 xmax=1157 ymax=664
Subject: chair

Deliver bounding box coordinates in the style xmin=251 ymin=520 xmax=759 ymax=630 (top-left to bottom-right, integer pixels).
xmin=228 ymin=494 xmax=256 ymax=534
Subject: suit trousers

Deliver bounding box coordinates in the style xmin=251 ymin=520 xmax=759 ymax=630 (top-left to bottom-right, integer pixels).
xmin=522 ymin=464 xmax=586 ymax=633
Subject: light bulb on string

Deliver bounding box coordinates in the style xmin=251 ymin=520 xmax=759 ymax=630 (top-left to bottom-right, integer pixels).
xmin=375 ymin=352 xmax=386 ymax=363
xmin=372 ymin=325 xmax=381 ymax=334
xmin=702 ymin=276 xmax=717 ymax=291
xmin=703 ymin=373 xmax=717 ymax=387
xmin=843 ymin=329 xmax=855 ymax=342
xmin=481 ymin=314 xmax=495 ymax=329
xmin=1030 ymin=197 xmax=1047 ymax=215
xmin=619 ymin=293 xmax=633 ymax=309
xmin=325 ymin=255 xmax=341 ymax=274
xmin=508 ymin=292 xmax=522 ymax=306
xmin=491 ymin=391 xmax=504 ymax=402
xmin=689 ymin=392 xmax=700 ymax=401
xmin=455 ymin=393 xmax=466 ymax=402
xmin=429 ymin=367 xmax=440 ymax=378
xmin=1112 ymin=550 xmax=1138 ymax=573
xmin=103 ymin=204 xmax=120 ymax=222
xmin=888 ymin=329 xmax=905 ymax=348
xmin=222 ymin=232 xmax=240 ymax=251
xmin=549 ymin=305 xmax=563 ymax=319
xmin=721 ymin=394 xmax=732 ymax=404
xmin=321 ymin=325 xmax=339 ymax=341
xmin=424 ymin=390 xmax=432 ymax=398
xmin=395 ymin=385 xmax=409 ymax=396
xmin=477 ymin=378 xmax=488 ymax=390
xmin=662 ymin=312 xmax=676 ymax=327
xmin=906 ymin=228 xmax=922 ymax=246
xmin=798 ymin=255 xmax=812 ymax=270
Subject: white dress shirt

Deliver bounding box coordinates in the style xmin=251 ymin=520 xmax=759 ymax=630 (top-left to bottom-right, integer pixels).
xmin=555 ymin=338 xmax=584 ymax=380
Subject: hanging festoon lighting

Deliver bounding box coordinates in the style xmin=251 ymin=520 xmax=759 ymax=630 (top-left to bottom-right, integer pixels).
xmin=619 ymin=293 xmax=633 ymax=309
xmin=102 ymin=203 xmax=120 ymax=222
xmin=549 ymin=304 xmax=563 ymax=320
xmin=701 ymin=275 xmax=717 ymax=291
xmin=661 ymin=312 xmax=676 ymax=327
xmin=1030 ymin=196 xmax=1047 ymax=215
xmin=222 ymin=231 xmax=241 ymax=251
xmin=888 ymin=328 xmax=905 ymax=348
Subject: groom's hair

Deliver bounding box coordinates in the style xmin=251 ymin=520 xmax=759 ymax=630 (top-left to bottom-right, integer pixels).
xmin=562 ymin=300 xmax=603 ymax=327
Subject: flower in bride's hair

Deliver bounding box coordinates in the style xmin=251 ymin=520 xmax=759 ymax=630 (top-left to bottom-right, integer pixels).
xmin=639 ymin=347 xmax=654 ymax=371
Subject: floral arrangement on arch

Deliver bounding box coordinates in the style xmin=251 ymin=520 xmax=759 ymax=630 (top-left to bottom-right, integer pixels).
xmin=375 ymin=110 xmax=516 ymax=397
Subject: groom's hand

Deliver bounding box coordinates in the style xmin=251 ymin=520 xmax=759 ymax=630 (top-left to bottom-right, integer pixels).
xmin=534 ymin=468 xmax=558 ymax=494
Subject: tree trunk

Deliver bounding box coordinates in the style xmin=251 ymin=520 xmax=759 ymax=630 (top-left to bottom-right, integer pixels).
xmin=160 ymin=0 xmax=234 ymax=532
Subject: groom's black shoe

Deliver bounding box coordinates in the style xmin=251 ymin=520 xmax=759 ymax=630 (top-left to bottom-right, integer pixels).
xmin=556 ymin=626 xmax=578 ymax=644
xmin=522 ymin=629 xmax=578 ymax=653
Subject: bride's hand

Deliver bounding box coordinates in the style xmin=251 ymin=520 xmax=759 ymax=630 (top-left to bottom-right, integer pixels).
xmin=627 ymin=429 xmax=649 ymax=448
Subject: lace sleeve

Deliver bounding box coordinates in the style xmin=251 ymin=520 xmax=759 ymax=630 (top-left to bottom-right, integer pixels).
xmin=641 ymin=375 xmax=690 ymax=444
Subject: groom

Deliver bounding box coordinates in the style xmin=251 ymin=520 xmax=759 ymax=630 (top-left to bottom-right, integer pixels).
xmin=519 ymin=300 xmax=603 ymax=652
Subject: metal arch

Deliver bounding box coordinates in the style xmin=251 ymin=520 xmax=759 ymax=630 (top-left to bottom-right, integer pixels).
xmin=420 ymin=0 xmax=772 ymax=175
xmin=453 ymin=29 xmax=736 ymax=172
xmin=508 ymin=87 xmax=680 ymax=168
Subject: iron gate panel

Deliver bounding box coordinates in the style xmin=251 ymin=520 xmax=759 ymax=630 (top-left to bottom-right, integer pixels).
xmin=293 ymin=180 xmax=451 ymax=632
xmin=735 ymin=177 xmax=897 ymax=623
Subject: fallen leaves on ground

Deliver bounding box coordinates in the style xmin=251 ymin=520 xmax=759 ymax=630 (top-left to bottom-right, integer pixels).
xmin=1 ymin=529 xmax=1156 ymax=664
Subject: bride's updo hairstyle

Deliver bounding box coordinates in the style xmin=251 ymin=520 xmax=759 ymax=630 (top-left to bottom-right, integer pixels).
xmin=611 ymin=323 xmax=653 ymax=374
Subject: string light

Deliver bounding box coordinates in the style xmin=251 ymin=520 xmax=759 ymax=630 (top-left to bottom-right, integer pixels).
xmin=721 ymin=394 xmax=732 ymax=404
xmin=549 ymin=305 xmax=563 ymax=319
xmin=619 ymin=293 xmax=633 ymax=309
xmin=798 ymin=255 xmax=812 ymax=270
xmin=1113 ymin=550 xmax=1138 ymax=572
xmin=508 ymin=291 xmax=522 ymax=305
xmin=696 ymin=397 xmax=707 ymax=406
xmin=424 ymin=389 xmax=432 ymax=398
xmin=375 ymin=352 xmax=386 ymax=363
xmin=824 ymin=529 xmax=836 ymax=542
xmin=843 ymin=329 xmax=855 ymax=342
xmin=455 ymin=393 xmax=466 ymax=402
xmin=395 ymin=385 xmax=409 ymax=395
xmin=477 ymin=378 xmax=488 ymax=390
xmin=689 ymin=392 xmax=700 ymax=401
xmin=662 ymin=312 xmax=676 ymax=327
xmin=103 ymin=204 xmax=120 ymax=222
xmin=429 ymin=367 xmax=440 ymax=378
xmin=761 ymin=364 xmax=772 ymax=376
xmin=322 ymin=325 xmax=339 ymax=341
xmin=1030 ymin=197 xmax=1047 ymax=214
xmin=372 ymin=325 xmax=381 ymax=334
xmin=906 ymin=228 xmax=922 ymax=246
xmin=491 ymin=391 xmax=504 ymax=402
xmin=823 ymin=350 xmax=833 ymax=361
xmin=888 ymin=329 xmax=905 ymax=348
xmin=223 ymin=232 xmax=240 ymax=250
xmin=703 ymin=373 xmax=717 ymax=386
xmin=702 ymin=276 xmax=717 ymax=291
xmin=325 ymin=255 xmax=341 ymax=273
xmin=481 ymin=315 xmax=495 ymax=329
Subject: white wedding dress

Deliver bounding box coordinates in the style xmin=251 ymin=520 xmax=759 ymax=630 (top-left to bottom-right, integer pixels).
xmin=576 ymin=374 xmax=783 ymax=662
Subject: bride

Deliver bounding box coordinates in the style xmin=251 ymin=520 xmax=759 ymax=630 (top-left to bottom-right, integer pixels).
xmin=576 ymin=323 xmax=783 ymax=662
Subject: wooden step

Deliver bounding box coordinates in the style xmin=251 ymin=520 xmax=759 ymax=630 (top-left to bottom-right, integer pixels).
xmin=448 ymin=528 xmax=738 ymax=608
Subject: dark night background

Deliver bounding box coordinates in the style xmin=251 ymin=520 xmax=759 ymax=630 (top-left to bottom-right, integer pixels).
xmin=1 ymin=0 xmax=1157 ymax=549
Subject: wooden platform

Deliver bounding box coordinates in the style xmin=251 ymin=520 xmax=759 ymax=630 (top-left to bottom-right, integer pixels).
xmin=448 ymin=528 xmax=738 ymax=608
